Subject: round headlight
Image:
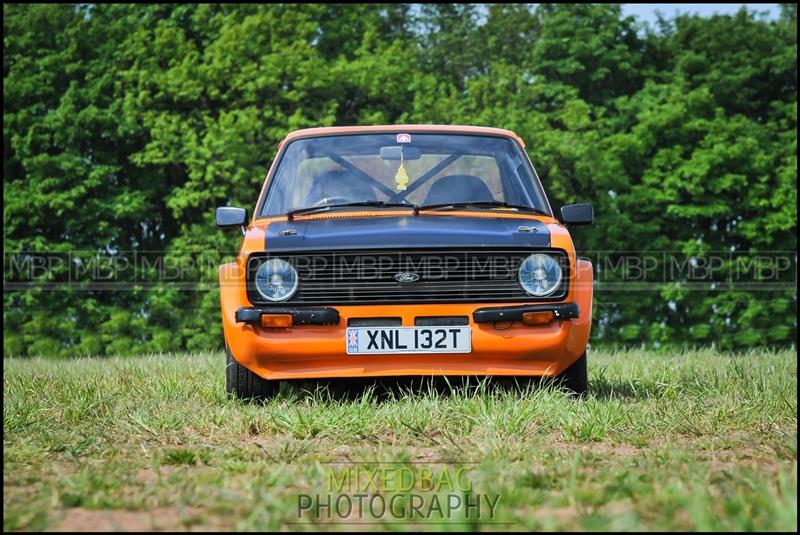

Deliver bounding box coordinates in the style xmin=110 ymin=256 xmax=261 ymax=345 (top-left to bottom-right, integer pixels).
xmin=254 ymin=258 xmax=298 ymax=302
xmin=518 ymin=253 xmax=563 ymax=297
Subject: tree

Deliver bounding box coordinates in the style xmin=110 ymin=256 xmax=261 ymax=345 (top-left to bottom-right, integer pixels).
xmin=3 ymin=4 xmax=796 ymax=355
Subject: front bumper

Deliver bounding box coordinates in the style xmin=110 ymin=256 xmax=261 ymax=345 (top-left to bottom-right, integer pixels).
xmin=473 ymin=302 xmax=580 ymax=323
xmin=234 ymin=302 xmax=579 ymax=327
xmin=220 ymin=260 xmax=594 ymax=380
xmin=235 ymin=306 xmax=340 ymax=326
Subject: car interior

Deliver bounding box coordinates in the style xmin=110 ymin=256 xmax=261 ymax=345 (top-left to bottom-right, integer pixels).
xmin=303 ymin=169 xmax=496 ymax=207
xmin=421 ymin=174 xmax=494 ymax=205
xmin=302 ymin=169 xmax=379 ymax=206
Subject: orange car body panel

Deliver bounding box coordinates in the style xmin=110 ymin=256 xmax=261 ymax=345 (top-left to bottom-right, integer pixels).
xmin=220 ymin=126 xmax=592 ymax=380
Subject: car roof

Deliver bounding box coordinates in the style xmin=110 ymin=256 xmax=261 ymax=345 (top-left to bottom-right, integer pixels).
xmin=280 ymin=124 xmax=526 ymax=148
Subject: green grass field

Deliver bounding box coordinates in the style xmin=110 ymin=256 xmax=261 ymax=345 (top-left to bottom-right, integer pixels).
xmin=3 ymin=348 xmax=797 ymax=531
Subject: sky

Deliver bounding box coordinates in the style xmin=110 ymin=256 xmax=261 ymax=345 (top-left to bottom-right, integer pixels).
xmin=621 ymin=3 xmax=782 ymax=25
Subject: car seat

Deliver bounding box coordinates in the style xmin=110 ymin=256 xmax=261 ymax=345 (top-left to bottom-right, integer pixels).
xmin=423 ymin=175 xmax=494 ymax=205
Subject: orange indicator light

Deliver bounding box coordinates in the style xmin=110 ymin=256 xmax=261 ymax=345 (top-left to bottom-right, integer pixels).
xmin=261 ymin=314 xmax=293 ymax=328
xmin=522 ymin=311 xmax=554 ymax=325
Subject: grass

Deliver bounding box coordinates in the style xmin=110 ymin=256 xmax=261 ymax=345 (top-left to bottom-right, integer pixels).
xmin=3 ymin=348 xmax=797 ymax=531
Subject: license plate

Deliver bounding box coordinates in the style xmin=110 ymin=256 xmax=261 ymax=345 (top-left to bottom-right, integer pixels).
xmin=346 ymin=327 xmax=471 ymax=355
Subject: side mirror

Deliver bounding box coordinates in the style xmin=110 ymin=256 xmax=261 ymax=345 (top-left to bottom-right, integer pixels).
xmin=560 ymin=204 xmax=593 ymax=225
xmin=216 ymin=206 xmax=247 ymax=229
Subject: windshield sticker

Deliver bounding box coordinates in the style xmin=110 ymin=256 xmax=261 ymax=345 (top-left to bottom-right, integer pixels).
xmin=396 ymin=133 xmax=412 ymax=144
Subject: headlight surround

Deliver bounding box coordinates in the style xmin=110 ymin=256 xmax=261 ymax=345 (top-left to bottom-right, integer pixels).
xmin=518 ymin=253 xmax=563 ymax=297
xmin=254 ymin=258 xmax=298 ymax=302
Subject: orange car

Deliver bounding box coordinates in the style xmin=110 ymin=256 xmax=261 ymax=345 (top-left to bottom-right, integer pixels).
xmin=217 ymin=125 xmax=594 ymax=398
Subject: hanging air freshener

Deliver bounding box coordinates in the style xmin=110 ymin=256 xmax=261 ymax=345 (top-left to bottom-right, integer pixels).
xmin=394 ymin=148 xmax=409 ymax=191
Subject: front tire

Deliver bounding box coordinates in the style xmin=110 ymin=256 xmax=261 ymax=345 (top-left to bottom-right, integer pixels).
xmin=557 ymin=351 xmax=588 ymax=396
xmin=226 ymin=346 xmax=278 ymax=400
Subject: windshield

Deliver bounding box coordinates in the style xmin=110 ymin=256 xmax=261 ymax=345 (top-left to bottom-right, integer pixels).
xmin=259 ymin=133 xmax=551 ymax=216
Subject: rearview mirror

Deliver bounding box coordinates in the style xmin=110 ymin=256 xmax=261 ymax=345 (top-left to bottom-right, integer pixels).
xmin=216 ymin=206 xmax=247 ymax=229
xmin=380 ymin=146 xmax=422 ymax=160
xmin=559 ymin=204 xmax=593 ymax=225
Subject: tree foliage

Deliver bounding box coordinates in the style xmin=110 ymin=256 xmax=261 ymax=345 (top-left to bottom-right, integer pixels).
xmin=4 ymin=4 xmax=796 ymax=355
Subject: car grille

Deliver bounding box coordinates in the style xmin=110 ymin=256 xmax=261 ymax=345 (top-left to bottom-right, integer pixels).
xmin=247 ymin=249 xmax=568 ymax=305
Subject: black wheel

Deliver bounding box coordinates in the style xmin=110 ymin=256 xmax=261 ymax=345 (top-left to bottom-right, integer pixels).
xmin=557 ymin=351 xmax=588 ymax=396
xmin=226 ymin=346 xmax=278 ymax=400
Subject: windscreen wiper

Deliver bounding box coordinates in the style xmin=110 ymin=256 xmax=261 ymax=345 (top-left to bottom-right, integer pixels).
xmin=287 ymin=201 xmax=415 ymax=220
xmin=414 ymin=201 xmax=549 ymax=215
